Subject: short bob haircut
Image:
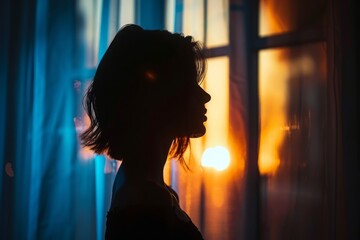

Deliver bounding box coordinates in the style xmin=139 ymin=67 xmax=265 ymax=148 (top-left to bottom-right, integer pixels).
xmin=81 ymin=24 xmax=206 ymax=167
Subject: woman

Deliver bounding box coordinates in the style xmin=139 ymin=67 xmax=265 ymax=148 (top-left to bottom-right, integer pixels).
xmin=81 ymin=24 xmax=210 ymax=239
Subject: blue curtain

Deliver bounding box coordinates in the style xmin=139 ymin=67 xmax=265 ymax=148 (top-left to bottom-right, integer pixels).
xmin=136 ymin=0 xmax=165 ymax=29
xmin=0 ymin=0 xmax=167 ymax=239
xmin=0 ymin=0 xmax=113 ymax=239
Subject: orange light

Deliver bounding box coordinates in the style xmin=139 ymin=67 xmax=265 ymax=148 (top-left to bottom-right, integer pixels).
xmin=200 ymin=57 xmax=230 ymax=172
xmin=258 ymin=45 xmax=316 ymax=175
xmin=258 ymin=50 xmax=288 ymax=175
xmin=201 ymin=146 xmax=230 ymax=171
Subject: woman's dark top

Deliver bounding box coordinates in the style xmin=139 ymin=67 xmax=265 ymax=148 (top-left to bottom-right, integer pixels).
xmin=105 ymin=180 xmax=204 ymax=240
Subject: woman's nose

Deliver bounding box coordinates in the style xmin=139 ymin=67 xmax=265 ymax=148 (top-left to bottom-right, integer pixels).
xmin=201 ymin=88 xmax=211 ymax=103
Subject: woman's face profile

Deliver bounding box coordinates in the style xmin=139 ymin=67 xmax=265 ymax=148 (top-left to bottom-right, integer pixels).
xmin=168 ymin=62 xmax=211 ymax=139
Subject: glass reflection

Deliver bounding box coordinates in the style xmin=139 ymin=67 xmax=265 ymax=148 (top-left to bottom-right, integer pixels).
xmin=259 ymin=0 xmax=327 ymax=37
xmin=259 ymin=43 xmax=327 ymax=239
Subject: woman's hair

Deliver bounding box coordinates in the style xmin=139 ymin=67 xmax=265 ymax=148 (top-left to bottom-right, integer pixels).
xmin=80 ymin=24 xmax=206 ymax=167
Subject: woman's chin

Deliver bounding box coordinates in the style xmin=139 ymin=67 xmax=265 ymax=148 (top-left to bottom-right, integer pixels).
xmin=173 ymin=122 xmax=207 ymax=138
xmin=190 ymin=133 xmax=204 ymax=138
xmin=189 ymin=125 xmax=206 ymax=138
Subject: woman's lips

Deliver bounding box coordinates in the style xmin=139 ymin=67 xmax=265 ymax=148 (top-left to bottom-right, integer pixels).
xmin=202 ymin=108 xmax=207 ymax=121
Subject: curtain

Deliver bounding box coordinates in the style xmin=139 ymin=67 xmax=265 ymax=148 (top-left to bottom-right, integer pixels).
xmin=1 ymin=0 xmax=168 ymax=239
xmin=0 ymin=0 xmax=115 ymax=239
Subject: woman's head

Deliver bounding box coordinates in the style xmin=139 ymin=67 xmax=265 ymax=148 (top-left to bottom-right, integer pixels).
xmin=81 ymin=24 xmax=210 ymax=163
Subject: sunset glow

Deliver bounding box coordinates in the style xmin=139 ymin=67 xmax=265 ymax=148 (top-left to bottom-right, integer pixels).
xmin=201 ymin=146 xmax=230 ymax=171
xmin=201 ymin=57 xmax=231 ymax=171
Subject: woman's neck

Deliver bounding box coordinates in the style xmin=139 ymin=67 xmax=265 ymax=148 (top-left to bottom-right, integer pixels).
xmin=119 ymin=135 xmax=173 ymax=186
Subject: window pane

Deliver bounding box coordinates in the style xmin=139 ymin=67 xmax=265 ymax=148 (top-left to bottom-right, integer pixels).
xmin=206 ymin=0 xmax=229 ymax=47
xmin=182 ymin=0 xmax=204 ymax=42
xmin=258 ymin=42 xmax=328 ymax=239
xmin=259 ymin=0 xmax=327 ymax=36
xmin=205 ymin=56 xmax=229 ymax=148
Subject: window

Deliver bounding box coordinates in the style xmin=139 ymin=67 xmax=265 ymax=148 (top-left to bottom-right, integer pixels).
xmin=255 ymin=1 xmax=330 ymax=239
xmin=165 ymin=1 xmax=246 ymax=239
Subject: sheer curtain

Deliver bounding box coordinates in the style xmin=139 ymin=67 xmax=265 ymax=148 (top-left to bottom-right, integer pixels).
xmin=1 ymin=0 xmax=168 ymax=239
xmin=0 ymin=0 xmax=117 ymax=239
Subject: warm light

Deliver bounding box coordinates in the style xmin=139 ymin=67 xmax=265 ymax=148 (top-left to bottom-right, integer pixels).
xmin=201 ymin=146 xmax=230 ymax=171
xmin=258 ymin=48 xmax=315 ymax=175
xmin=258 ymin=49 xmax=289 ymax=175
xmin=259 ymin=0 xmax=283 ymax=36
xmin=258 ymin=150 xmax=280 ymax=175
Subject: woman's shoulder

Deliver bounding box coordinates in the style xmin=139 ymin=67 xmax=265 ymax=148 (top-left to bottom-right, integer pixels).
xmin=111 ymin=180 xmax=174 ymax=209
xmin=107 ymin=182 xmax=204 ymax=240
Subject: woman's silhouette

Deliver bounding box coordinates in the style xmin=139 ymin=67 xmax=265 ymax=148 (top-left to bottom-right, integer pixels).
xmin=81 ymin=24 xmax=210 ymax=239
